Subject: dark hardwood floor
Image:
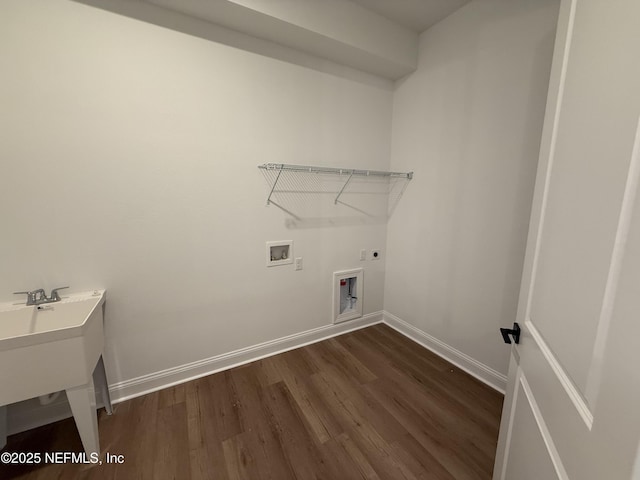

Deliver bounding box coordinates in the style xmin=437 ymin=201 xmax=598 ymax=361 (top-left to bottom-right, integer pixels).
xmin=1 ymin=324 xmax=504 ymax=479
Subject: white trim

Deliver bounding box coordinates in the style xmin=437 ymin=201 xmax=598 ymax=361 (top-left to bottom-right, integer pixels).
xmin=495 ymin=352 xmax=521 ymax=480
xmin=8 ymin=313 xmax=382 ymax=434
xmin=585 ymin=114 xmax=640 ymax=407
xmin=522 ymin=0 xmax=578 ymax=325
xmin=383 ymin=311 xmax=507 ymax=393
xmin=519 ymin=373 xmax=569 ymax=480
xmin=631 ymin=438 xmax=640 ymax=480
xmin=111 ymin=312 xmax=382 ymax=403
xmin=8 ymin=310 xmax=508 ymax=434
xmin=526 ymin=319 xmax=593 ymax=429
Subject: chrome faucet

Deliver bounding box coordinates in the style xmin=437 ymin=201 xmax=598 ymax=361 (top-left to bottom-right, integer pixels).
xmin=14 ymin=287 xmax=69 ymax=306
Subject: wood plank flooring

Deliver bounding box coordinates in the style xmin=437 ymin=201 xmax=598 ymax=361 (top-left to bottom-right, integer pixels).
xmin=0 ymin=324 xmax=504 ymax=480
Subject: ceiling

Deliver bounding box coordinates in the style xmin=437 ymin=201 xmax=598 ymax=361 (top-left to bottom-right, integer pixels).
xmin=349 ymin=0 xmax=471 ymax=33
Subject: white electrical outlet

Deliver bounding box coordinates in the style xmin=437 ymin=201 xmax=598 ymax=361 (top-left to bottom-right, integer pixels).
xmin=371 ymin=249 xmax=381 ymax=260
xmin=359 ymin=249 xmax=367 ymax=261
xmin=295 ymin=257 xmax=303 ymax=270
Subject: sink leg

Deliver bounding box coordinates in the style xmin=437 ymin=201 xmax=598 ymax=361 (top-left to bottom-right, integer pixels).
xmin=0 ymin=405 xmax=7 ymax=450
xmin=93 ymin=355 xmax=113 ymax=415
xmin=66 ymin=379 xmax=100 ymax=455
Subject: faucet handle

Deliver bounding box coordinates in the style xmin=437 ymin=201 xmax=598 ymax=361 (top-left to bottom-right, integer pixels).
xmin=50 ymin=286 xmax=69 ymax=301
xmin=14 ymin=291 xmax=37 ymax=305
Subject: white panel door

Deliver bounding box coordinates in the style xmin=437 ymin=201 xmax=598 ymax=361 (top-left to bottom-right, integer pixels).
xmin=493 ymin=0 xmax=640 ymax=479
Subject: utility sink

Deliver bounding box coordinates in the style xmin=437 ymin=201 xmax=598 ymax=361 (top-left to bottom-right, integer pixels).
xmin=0 ymin=290 xmax=111 ymax=454
xmin=0 ymin=291 xmax=104 ymax=351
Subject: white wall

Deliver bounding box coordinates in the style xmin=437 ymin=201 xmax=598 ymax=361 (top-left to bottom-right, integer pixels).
xmin=384 ymin=0 xmax=560 ymax=375
xmin=1 ymin=0 xmax=562 ymax=432
xmin=0 ymin=0 xmax=392 ymax=389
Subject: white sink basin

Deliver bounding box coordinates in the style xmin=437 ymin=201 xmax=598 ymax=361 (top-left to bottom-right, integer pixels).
xmin=0 ymin=290 xmax=110 ymax=454
xmin=0 ymin=291 xmax=104 ymax=352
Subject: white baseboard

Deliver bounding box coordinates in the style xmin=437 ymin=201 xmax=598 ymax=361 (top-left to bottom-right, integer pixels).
xmin=7 ymin=309 xmax=507 ymax=435
xmin=382 ymin=311 xmax=507 ymax=393
xmin=7 ymin=312 xmax=383 ymax=435
xmin=110 ymin=312 xmax=383 ymax=403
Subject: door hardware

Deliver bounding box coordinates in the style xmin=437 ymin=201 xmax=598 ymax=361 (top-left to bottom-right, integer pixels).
xmin=500 ymin=322 xmax=521 ymax=344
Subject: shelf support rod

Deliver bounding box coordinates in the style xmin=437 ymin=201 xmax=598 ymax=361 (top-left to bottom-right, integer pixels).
xmin=266 ymin=164 xmax=284 ymax=205
xmin=258 ymin=163 xmax=413 ymax=179
xmin=334 ymin=172 xmax=354 ymax=204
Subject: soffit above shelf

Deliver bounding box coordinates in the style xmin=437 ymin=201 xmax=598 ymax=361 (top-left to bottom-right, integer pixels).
xmin=78 ymin=0 xmax=421 ymax=80
xmin=349 ymin=0 xmax=472 ymax=34
xmin=145 ymin=0 xmax=419 ymax=79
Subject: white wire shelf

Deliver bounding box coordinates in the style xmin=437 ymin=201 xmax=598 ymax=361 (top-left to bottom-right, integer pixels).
xmin=258 ymin=163 xmax=413 ymax=205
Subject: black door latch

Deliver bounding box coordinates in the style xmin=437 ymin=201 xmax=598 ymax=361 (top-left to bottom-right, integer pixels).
xmin=500 ymin=322 xmax=521 ymax=344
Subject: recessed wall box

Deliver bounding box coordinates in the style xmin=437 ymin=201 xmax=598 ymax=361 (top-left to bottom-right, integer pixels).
xmin=266 ymin=240 xmax=293 ymax=267
xmin=333 ymin=268 xmax=363 ymax=324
